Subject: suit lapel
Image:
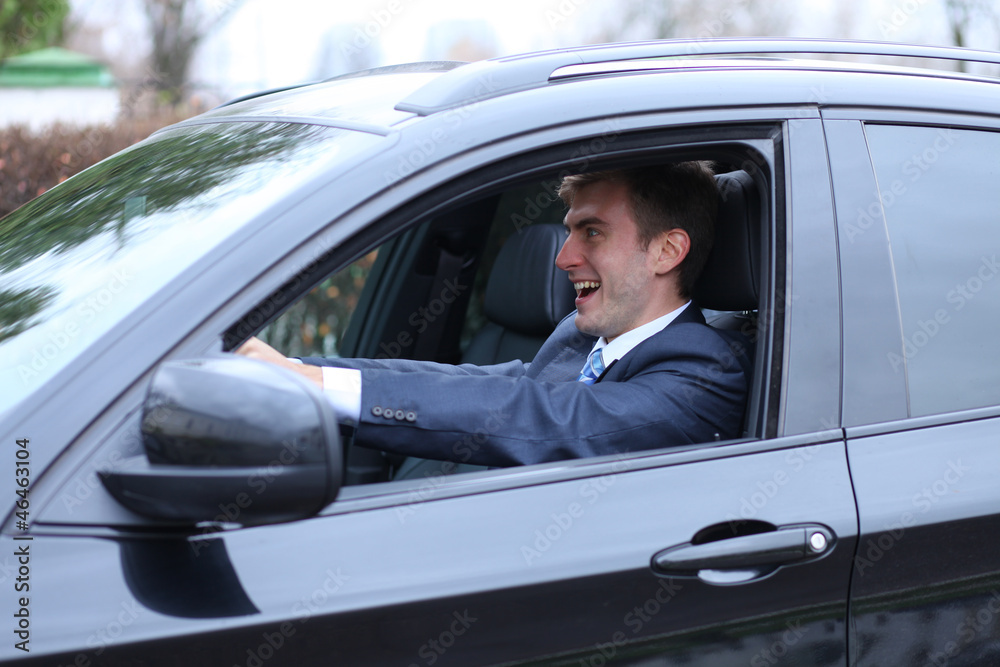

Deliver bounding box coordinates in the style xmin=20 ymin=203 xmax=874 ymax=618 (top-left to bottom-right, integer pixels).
xmin=595 ymin=304 xmax=705 ymax=383
xmin=529 ymin=305 xmax=706 ymax=384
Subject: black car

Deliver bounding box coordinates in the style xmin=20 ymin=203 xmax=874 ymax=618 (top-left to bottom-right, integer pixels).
xmin=3 ymin=38 xmax=1000 ymax=666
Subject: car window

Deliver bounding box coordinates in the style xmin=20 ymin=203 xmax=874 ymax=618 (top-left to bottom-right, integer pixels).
xmin=258 ymin=250 xmax=379 ymax=358
xmin=34 ymin=127 xmax=778 ymax=531
xmin=865 ymin=123 xmax=1000 ymax=417
xmin=459 ymin=180 xmax=567 ymax=350
xmin=0 ymin=121 xmax=381 ymax=416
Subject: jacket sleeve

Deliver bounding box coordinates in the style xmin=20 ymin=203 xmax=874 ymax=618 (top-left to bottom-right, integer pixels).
xmin=348 ymin=323 xmax=749 ymax=467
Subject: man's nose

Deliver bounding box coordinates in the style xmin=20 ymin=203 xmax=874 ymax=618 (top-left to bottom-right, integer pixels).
xmin=555 ymin=235 xmax=577 ymax=271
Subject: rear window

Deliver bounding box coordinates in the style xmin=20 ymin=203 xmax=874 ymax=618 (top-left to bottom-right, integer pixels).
xmin=865 ymin=123 xmax=1000 ymax=417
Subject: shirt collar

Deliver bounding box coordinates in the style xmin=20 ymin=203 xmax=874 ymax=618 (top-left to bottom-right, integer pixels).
xmin=592 ymin=301 xmax=692 ymax=366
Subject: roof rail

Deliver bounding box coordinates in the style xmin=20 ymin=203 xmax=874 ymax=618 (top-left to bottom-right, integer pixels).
xmin=395 ymin=38 xmax=1000 ymax=115
xmin=216 ymin=62 xmax=465 ymax=110
xmin=323 ymin=60 xmax=464 ymax=82
xmin=217 ymin=83 xmax=310 ymax=109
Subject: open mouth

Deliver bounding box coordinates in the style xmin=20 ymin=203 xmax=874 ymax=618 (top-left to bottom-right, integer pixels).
xmin=574 ymin=281 xmax=601 ymax=301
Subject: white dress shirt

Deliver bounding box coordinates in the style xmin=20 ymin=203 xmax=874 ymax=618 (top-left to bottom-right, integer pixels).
xmin=584 ymin=301 xmax=692 ymax=375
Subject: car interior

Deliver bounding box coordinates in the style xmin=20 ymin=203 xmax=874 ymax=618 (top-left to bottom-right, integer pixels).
xmin=244 ymin=157 xmax=768 ymax=488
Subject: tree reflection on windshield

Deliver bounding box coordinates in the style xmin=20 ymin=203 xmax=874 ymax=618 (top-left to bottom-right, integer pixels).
xmin=0 ymin=286 xmax=55 ymax=342
xmin=0 ymin=122 xmax=316 ymax=342
xmin=0 ymin=121 xmax=373 ymax=411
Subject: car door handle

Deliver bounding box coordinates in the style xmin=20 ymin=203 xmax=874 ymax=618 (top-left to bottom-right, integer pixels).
xmin=652 ymin=525 xmax=833 ymax=575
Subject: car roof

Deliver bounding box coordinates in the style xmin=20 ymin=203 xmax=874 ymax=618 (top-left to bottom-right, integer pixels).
xmin=168 ymin=38 xmax=1000 ymax=139
xmin=393 ymin=38 xmax=1000 ymax=114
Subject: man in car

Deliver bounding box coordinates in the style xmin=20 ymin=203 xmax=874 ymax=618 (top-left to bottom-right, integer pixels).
xmin=239 ymin=162 xmax=750 ymax=467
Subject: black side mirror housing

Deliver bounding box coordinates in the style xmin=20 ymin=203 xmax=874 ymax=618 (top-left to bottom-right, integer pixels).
xmin=100 ymin=356 xmax=341 ymax=526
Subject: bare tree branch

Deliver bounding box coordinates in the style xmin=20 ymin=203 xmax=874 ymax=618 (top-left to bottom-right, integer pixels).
xmin=141 ymin=0 xmax=243 ymax=105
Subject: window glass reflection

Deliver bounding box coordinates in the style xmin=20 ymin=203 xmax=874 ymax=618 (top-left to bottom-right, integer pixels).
xmin=866 ymin=123 xmax=1000 ymax=416
xmin=0 ymin=122 xmax=380 ymax=413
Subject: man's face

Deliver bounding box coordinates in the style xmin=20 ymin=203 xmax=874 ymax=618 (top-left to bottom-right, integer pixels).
xmin=555 ymin=180 xmax=679 ymax=341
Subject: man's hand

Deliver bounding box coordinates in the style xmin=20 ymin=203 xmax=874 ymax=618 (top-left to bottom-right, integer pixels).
xmin=237 ymin=337 xmax=324 ymax=389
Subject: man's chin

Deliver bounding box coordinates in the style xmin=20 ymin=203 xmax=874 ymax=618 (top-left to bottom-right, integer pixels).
xmin=573 ymin=312 xmax=604 ymax=338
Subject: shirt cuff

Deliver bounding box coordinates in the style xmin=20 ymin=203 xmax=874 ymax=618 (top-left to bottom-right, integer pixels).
xmin=288 ymin=358 xmax=361 ymax=423
xmin=319 ymin=366 xmax=362 ymax=424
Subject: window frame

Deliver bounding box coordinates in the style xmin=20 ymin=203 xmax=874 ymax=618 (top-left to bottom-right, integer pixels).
xmin=830 ymin=110 xmax=1000 ymax=432
xmin=33 ymin=118 xmax=797 ymax=531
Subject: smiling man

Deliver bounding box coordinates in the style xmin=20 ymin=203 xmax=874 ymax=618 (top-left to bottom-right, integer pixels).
xmin=239 ymin=162 xmax=750 ymax=468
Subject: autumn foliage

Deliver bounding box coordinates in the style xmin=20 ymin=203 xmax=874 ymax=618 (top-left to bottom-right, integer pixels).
xmin=0 ymin=115 xmax=181 ymax=219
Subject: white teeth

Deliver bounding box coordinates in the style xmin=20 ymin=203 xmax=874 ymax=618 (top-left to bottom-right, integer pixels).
xmin=573 ymin=281 xmax=601 ymax=290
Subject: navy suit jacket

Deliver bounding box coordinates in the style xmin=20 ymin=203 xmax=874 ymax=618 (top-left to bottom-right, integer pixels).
xmin=305 ymin=305 xmax=750 ymax=467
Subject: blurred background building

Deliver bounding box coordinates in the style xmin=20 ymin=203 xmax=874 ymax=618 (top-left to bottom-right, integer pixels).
xmin=0 ymin=46 xmax=119 ymax=129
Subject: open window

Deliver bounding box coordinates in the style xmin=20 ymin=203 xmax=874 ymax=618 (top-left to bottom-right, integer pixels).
xmin=224 ymin=127 xmax=779 ymax=489
xmin=34 ymin=124 xmax=781 ymax=531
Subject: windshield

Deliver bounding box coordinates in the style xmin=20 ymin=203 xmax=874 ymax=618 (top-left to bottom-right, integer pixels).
xmin=0 ymin=121 xmax=381 ymax=415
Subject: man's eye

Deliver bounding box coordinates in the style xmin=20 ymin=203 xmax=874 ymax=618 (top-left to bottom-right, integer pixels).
xmin=586 ymin=228 xmax=599 ymax=237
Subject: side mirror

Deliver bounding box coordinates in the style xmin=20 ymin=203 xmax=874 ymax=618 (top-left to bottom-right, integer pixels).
xmin=100 ymin=356 xmax=341 ymax=526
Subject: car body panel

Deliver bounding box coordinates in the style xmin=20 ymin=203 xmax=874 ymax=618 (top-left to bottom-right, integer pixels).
xmin=4 ymin=437 xmax=855 ymax=665
xmin=823 ymin=118 xmax=909 ymax=427
xmin=846 ymin=418 xmax=1000 ymax=666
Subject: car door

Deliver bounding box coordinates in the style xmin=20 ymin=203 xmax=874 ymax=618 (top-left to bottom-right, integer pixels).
xmin=5 ymin=110 xmax=854 ymax=666
xmin=827 ymin=115 xmax=1000 ymax=666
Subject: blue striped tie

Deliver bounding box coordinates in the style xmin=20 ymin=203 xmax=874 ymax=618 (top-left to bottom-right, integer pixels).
xmin=577 ymin=347 xmax=606 ymax=385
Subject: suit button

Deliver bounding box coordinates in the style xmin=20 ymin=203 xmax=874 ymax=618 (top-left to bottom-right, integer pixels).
xmin=394 ymin=410 xmax=405 ymax=421
xmin=405 ymin=411 xmax=416 ymax=422
xmin=371 ymin=406 xmax=383 ymax=416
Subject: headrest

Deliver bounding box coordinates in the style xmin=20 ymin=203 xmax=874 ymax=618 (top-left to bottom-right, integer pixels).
xmin=484 ymin=224 xmax=577 ymax=336
xmin=693 ymin=170 xmax=761 ymax=311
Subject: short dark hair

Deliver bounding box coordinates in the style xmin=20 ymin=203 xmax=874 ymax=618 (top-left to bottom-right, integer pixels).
xmin=557 ymin=162 xmax=719 ymax=298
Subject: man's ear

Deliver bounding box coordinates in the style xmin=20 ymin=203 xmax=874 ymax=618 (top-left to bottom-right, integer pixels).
xmin=652 ymin=228 xmax=690 ymax=275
